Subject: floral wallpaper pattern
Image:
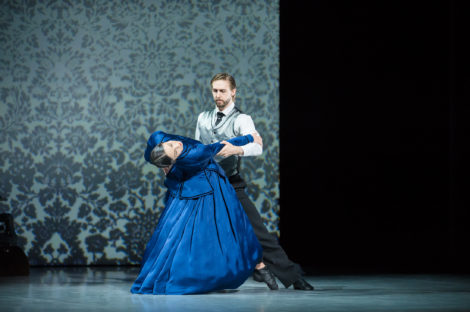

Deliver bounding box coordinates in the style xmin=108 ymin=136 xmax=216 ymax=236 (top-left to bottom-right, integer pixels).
xmin=0 ymin=0 xmax=279 ymax=266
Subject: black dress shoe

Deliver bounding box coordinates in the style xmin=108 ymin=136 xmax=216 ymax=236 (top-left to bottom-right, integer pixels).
xmin=293 ymin=278 xmax=314 ymax=291
xmin=253 ymin=267 xmax=279 ymax=290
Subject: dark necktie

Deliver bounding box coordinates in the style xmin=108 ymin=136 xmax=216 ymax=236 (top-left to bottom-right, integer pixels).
xmin=215 ymin=112 xmax=224 ymax=126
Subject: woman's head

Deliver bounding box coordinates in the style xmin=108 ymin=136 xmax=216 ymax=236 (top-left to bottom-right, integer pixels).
xmin=149 ymin=140 xmax=183 ymax=168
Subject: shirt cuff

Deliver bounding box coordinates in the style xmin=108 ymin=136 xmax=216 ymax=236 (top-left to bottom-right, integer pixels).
xmin=241 ymin=142 xmax=262 ymax=157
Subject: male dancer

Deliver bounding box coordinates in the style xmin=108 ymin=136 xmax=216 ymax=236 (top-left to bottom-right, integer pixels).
xmin=195 ymin=73 xmax=314 ymax=291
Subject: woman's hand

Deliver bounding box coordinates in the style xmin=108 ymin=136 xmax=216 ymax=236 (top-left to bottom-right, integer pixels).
xmin=162 ymin=165 xmax=172 ymax=175
xmin=252 ymin=132 xmax=263 ymax=146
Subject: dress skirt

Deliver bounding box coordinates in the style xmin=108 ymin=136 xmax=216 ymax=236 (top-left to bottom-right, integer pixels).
xmin=130 ymin=170 xmax=262 ymax=295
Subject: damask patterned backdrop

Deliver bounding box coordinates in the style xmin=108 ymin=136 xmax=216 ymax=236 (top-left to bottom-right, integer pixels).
xmin=0 ymin=0 xmax=279 ymax=266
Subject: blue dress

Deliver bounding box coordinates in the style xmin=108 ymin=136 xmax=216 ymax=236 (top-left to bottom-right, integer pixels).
xmin=130 ymin=131 xmax=262 ymax=295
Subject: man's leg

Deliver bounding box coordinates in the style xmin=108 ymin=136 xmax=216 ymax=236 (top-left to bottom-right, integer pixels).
xmin=234 ymin=186 xmax=302 ymax=288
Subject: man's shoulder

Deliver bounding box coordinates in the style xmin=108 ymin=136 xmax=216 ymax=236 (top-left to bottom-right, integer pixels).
xmin=235 ymin=111 xmax=253 ymax=121
xmin=198 ymin=110 xmax=212 ymax=118
xmin=197 ymin=110 xmax=212 ymax=124
xmin=232 ymin=106 xmax=252 ymax=118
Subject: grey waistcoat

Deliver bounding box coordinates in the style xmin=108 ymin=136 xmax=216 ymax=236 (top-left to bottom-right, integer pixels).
xmin=198 ymin=107 xmax=242 ymax=177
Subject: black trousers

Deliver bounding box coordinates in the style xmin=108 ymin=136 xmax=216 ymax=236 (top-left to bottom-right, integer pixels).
xmin=230 ymin=175 xmax=302 ymax=288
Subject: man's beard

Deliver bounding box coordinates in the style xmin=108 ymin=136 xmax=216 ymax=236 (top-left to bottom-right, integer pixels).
xmin=215 ymin=97 xmax=231 ymax=110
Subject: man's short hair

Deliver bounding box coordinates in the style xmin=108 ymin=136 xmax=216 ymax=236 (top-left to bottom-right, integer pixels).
xmin=210 ymin=73 xmax=237 ymax=90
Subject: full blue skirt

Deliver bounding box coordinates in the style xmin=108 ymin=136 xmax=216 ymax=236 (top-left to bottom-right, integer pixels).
xmin=130 ymin=170 xmax=262 ymax=295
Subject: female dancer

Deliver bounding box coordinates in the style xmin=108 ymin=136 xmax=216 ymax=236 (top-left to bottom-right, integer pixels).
xmin=131 ymin=131 xmax=262 ymax=295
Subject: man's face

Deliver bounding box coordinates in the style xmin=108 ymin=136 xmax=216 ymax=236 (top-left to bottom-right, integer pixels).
xmin=211 ymin=80 xmax=236 ymax=111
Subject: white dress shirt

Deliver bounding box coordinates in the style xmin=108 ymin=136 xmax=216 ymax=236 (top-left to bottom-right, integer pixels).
xmin=195 ymin=102 xmax=262 ymax=156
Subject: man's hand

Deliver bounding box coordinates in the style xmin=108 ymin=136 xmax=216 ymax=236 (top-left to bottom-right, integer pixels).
xmin=217 ymin=141 xmax=244 ymax=157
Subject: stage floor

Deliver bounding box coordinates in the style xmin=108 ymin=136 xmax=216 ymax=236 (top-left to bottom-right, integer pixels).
xmin=0 ymin=267 xmax=469 ymax=312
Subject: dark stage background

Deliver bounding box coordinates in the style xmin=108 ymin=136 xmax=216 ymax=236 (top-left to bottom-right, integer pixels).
xmin=279 ymin=1 xmax=469 ymax=274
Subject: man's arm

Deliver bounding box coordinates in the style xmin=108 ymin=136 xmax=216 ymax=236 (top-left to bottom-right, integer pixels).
xmin=217 ymin=133 xmax=262 ymax=157
xmin=207 ymin=134 xmax=255 ymax=158
xmin=236 ymin=114 xmax=262 ymax=156
xmin=217 ymin=114 xmax=263 ymax=157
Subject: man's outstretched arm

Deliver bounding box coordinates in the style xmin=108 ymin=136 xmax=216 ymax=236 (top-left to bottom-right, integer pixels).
xmin=217 ymin=133 xmax=263 ymax=157
xmin=217 ymin=114 xmax=263 ymax=157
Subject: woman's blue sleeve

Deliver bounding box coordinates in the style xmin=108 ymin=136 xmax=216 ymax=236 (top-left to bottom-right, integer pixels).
xmin=207 ymin=134 xmax=254 ymax=157
xmin=176 ymin=135 xmax=254 ymax=167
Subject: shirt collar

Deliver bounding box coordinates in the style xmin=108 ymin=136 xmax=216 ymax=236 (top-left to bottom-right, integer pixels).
xmin=215 ymin=101 xmax=235 ymax=116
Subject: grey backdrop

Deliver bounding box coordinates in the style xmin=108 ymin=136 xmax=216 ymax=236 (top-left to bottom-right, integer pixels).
xmin=0 ymin=0 xmax=279 ymax=266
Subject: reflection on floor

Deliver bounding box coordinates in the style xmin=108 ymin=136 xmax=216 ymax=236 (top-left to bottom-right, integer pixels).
xmin=0 ymin=266 xmax=469 ymax=312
